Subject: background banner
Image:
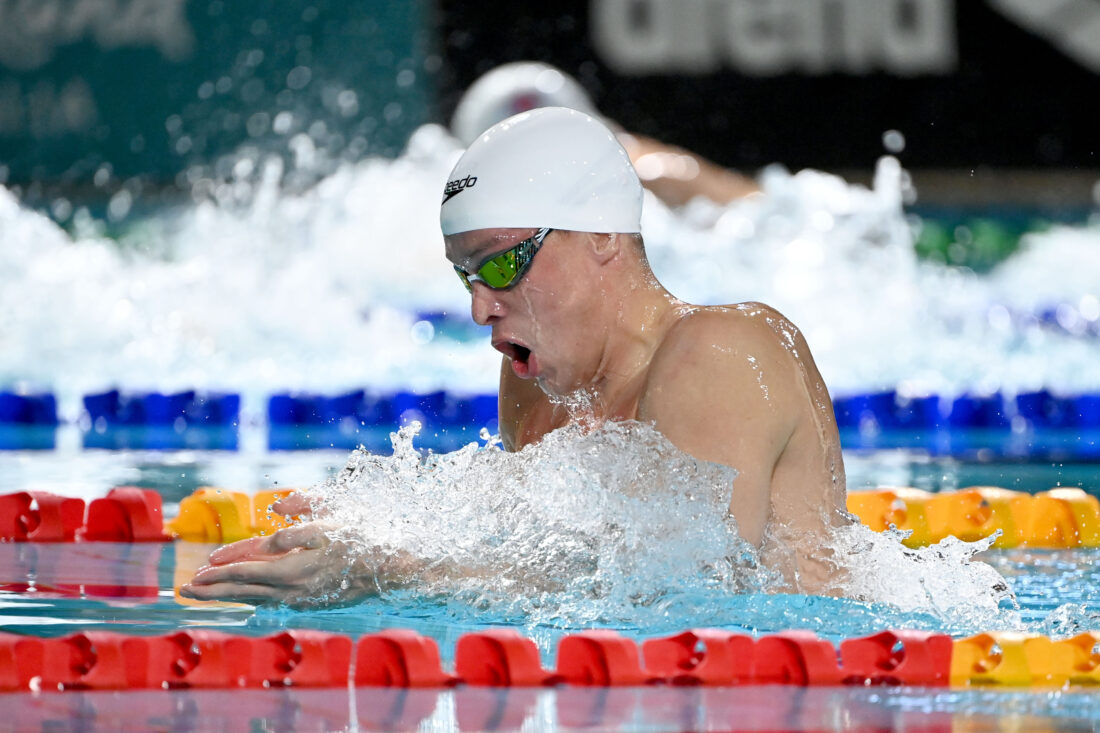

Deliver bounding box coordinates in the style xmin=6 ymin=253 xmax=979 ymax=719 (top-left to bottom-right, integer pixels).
xmin=437 ymin=0 xmax=1097 ymax=172
xmin=1 ymin=0 xmax=1095 ymax=188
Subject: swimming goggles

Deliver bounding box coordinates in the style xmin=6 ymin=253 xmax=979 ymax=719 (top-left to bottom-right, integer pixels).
xmin=454 ymin=228 xmax=553 ymax=292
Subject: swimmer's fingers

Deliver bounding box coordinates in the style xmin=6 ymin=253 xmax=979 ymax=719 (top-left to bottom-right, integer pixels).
xmin=179 ymin=581 xmax=290 ymax=605
xmin=205 ymin=536 xmax=271 ymax=566
xmin=268 ymin=522 xmax=331 ymax=553
xmin=181 ymin=539 xmax=365 ymax=607
xmin=190 ymin=548 xmax=322 ymax=587
xmin=205 ymin=523 xmax=329 ymax=565
xmin=272 ymin=492 xmax=313 ymax=518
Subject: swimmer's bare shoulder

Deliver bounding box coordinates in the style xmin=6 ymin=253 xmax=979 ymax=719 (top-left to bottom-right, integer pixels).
xmin=637 ymin=302 xmax=806 ymax=545
xmin=639 ymin=301 xmax=806 ymax=435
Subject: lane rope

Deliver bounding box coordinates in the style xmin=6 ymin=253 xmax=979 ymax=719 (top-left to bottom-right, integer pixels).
xmin=3 ymin=627 xmax=1098 ymax=691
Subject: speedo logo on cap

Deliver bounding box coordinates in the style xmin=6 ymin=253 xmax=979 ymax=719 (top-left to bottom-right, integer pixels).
xmin=442 ymin=175 xmax=477 ymax=204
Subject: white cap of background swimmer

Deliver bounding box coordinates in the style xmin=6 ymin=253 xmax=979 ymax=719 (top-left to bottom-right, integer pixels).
xmin=440 ymin=107 xmax=642 ymax=236
xmin=450 ymin=61 xmax=600 ymax=147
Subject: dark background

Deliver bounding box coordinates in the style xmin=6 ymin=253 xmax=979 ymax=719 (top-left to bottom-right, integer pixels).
xmin=0 ymin=0 xmax=1096 ymax=193
xmin=437 ymin=0 xmax=1097 ymax=173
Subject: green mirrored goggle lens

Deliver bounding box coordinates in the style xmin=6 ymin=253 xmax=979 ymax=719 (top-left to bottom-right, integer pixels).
xmin=478 ymin=248 xmax=519 ymax=288
xmin=454 ymin=229 xmax=549 ymax=293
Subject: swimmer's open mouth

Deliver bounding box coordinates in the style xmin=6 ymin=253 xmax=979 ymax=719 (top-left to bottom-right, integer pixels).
xmin=494 ymin=340 xmax=531 ymax=366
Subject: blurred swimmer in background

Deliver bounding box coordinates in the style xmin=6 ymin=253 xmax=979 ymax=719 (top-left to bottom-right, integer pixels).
xmin=451 ymin=61 xmax=760 ymax=208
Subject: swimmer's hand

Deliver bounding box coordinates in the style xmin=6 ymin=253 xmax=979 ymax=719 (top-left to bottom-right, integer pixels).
xmin=180 ymin=495 xmax=416 ymax=608
xmin=180 ymin=494 xmax=444 ymax=608
xmin=179 ymin=522 xmax=376 ymax=608
xmin=269 ymin=491 xmax=314 ymax=519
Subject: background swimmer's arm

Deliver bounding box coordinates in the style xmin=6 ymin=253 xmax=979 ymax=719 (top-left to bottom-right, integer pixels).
xmin=617 ymin=132 xmax=760 ymax=208
xmin=638 ymin=312 xmax=799 ymax=547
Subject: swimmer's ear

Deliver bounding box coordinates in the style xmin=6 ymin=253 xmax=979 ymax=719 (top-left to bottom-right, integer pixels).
xmin=589 ymin=232 xmax=620 ymax=264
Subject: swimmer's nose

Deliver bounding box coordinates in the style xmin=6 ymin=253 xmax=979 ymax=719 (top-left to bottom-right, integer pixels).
xmin=470 ymin=282 xmax=505 ymax=325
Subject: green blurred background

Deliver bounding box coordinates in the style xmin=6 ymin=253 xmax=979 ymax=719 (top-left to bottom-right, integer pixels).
xmin=0 ymin=0 xmax=434 ymax=191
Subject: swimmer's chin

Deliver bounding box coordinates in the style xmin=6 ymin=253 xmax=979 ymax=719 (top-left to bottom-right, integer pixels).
xmin=534 ymin=374 xmax=578 ymax=399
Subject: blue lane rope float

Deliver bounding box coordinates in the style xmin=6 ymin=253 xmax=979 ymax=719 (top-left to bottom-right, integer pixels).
xmin=0 ymin=392 xmax=58 ymax=425
xmin=0 ymin=389 xmax=1097 ymax=455
xmin=268 ymin=390 xmax=497 ymax=430
xmin=832 ymin=390 xmax=1100 ymax=431
xmin=0 ymin=392 xmax=59 ymax=450
xmin=79 ymin=390 xmax=241 ymax=451
xmin=266 ymin=390 xmax=498 ymax=451
xmin=82 ymin=390 xmax=241 ymax=428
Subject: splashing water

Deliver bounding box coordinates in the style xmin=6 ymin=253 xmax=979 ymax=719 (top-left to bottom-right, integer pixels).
xmin=1 ymin=127 xmax=1099 ymax=409
xmin=834 ymin=526 xmax=1016 ymax=629
xmin=303 ymin=420 xmax=765 ymax=627
xmin=0 ymin=125 xmax=1093 ymax=636
xmin=641 ymin=158 xmax=1100 ymax=396
xmin=293 ymin=420 xmax=1018 ymax=634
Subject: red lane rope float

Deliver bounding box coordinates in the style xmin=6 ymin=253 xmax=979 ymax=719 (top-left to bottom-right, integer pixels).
xmin=839 ymin=630 xmax=953 ymax=686
xmin=556 ymin=631 xmax=659 ymax=686
xmin=0 ymin=492 xmax=85 ymax=541
xmin=454 ymin=628 xmax=553 ymax=686
xmin=354 ymin=629 xmax=455 ymax=688
xmin=8 ymin=627 xmax=1092 ymax=692
xmin=642 ymin=629 xmax=753 ymax=685
xmin=0 ymin=630 xmax=354 ymax=691
xmin=83 ymin=487 xmax=170 ymax=542
xmin=0 ymin=488 xmax=169 ymax=543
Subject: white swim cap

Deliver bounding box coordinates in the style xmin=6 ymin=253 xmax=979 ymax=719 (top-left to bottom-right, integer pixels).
xmin=451 ymin=62 xmax=599 ymax=147
xmin=440 ymin=107 xmax=642 ymax=236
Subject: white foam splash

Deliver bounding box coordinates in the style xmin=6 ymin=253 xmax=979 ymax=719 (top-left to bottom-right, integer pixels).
xmin=642 ymin=158 xmax=1100 ymax=397
xmin=0 ymin=127 xmax=491 ymax=415
xmin=296 ymin=421 xmax=1017 ymax=630
xmin=1 ymin=130 xmax=1099 ymax=407
xmin=835 ymin=525 xmax=1017 ymax=628
xmin=302 ymin=421 xmax=767 ymax=626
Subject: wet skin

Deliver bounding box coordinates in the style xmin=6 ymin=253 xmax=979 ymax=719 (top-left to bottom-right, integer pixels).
xmin=182 ymin=228 xmax=850 ymax=605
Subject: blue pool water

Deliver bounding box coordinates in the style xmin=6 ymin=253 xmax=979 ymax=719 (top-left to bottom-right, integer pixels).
xmin=3 ymin=499 xmax=1100 ymax=730
xmin=2 ymin=134 xmax=1100 ymax=729
xmin=2 ymin=516 xmax=1098 ymax=647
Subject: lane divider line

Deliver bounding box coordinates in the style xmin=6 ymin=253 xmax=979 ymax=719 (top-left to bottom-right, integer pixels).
xmin=2 ymin=628 xmax=1097 ymax=691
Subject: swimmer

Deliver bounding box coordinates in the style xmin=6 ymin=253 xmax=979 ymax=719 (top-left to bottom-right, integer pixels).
xmin=450 ymin=61 xmax=759 ymax=208
xmin=182 ymin=108 xmax=851 ymax=606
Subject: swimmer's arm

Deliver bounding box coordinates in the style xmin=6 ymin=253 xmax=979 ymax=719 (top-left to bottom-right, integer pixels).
xmin=617 ymin=132 xmax=760 ymax=207
xmin=638 ymin=314 xmax=797 ymax=547
xmin=180 ymin=519 xmax=480 ymax=608
xmin=180 ymin=474 xmax=564 ymax=607
xmin=179 ymin=494 xmax=434 ymax=607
